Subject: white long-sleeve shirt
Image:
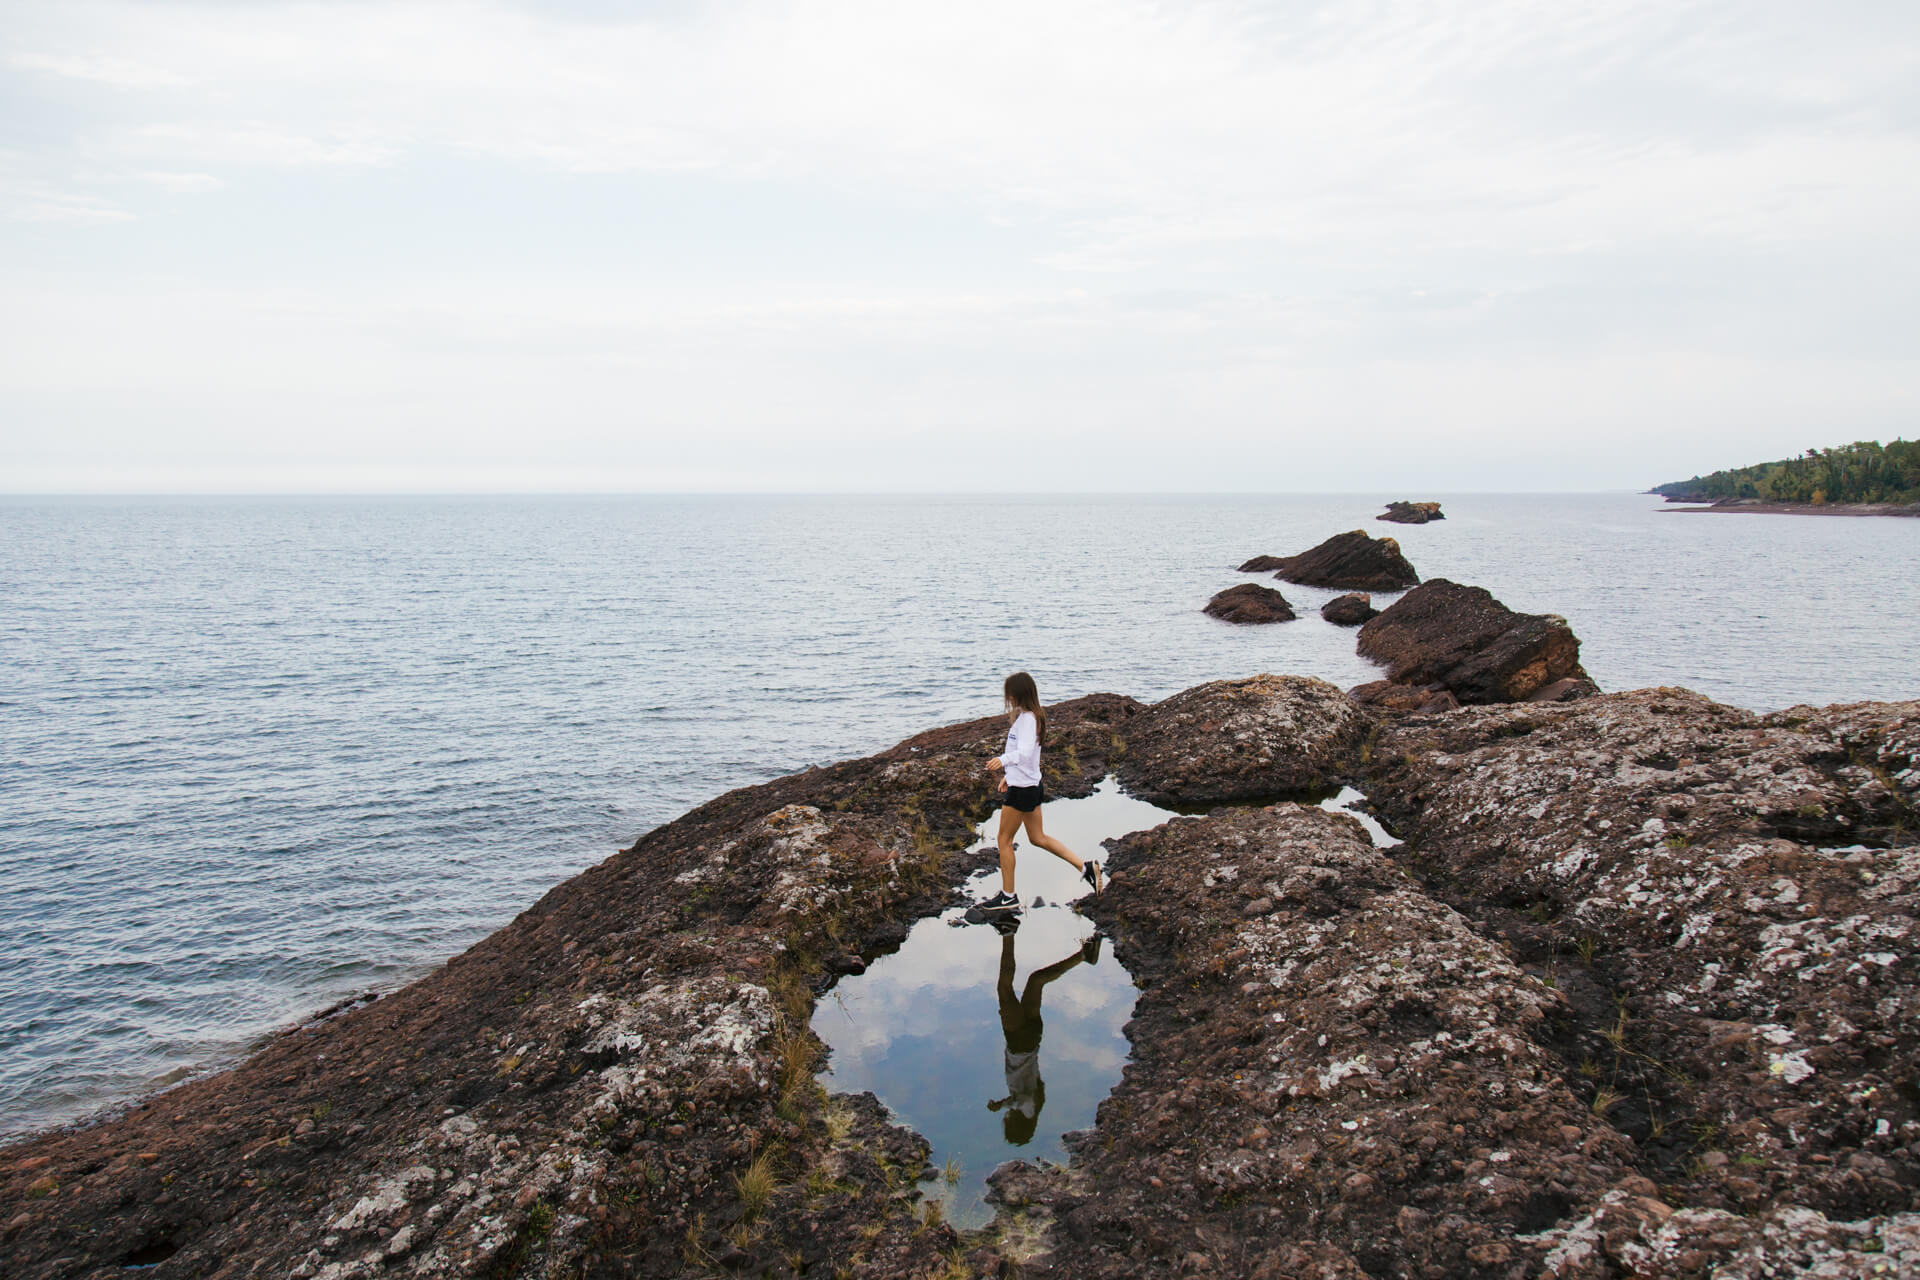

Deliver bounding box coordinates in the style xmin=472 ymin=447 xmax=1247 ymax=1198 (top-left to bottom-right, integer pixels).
xmin=1001 ymin=711 xmax=1042 ymax=787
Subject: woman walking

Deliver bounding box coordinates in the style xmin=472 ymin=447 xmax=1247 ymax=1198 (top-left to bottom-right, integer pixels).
xmin=980 ymin=672 xmax=1102 ymax=915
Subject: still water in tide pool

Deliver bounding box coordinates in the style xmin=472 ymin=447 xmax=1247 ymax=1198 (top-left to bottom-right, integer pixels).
xmin=3 ymin=493 xmax=1917 ymax=1140
xmin=809 ymin=777 xmax=1398 ymax=1226
xmin=810 ymin=779 xmax=1181 ymax=1228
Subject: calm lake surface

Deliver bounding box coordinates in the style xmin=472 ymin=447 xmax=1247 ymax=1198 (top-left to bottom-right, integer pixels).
xmin=3 ymin=493 xmax=1916 ymax=1139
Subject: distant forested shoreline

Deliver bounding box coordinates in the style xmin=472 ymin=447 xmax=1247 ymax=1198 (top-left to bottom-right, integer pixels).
xmin=1652 ymin=439 xmax=1920 ymax=506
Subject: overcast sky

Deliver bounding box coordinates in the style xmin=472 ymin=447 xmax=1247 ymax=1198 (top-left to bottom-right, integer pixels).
xmin=3 ymin=0 xmax=1917 ymax=492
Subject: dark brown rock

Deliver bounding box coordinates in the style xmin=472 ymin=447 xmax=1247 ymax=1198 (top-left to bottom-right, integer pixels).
xmin=1237 ymin=554 xmax=1287 ymax=572
xmin=0 ymin=696 xmax=1144 ymax=1280
xmin=1266 ymin=530 xmax=1419 ymax=591
xmin=1202 ymin=583 xmax=1297 ymax=624
xmin=1378 ymin=500 xmax=1444 ymax=524
xmin=1036 ymin=803 xmax=1633 ymax=1278
xmin=1354 ymin=577 xmax=1594 ymax=704
xmin=1349 ymin=680 xmax=1457 ymax=713
xmin=1116 ymin=674 xmax=1368 ymax=805
xmin=1319 ymin=592 xmax=1377 ymax=626
xmin=1365 ymin=689 xmax=1920 ymax=1231
xmin=10 ymin=676 xmax=1918 ymax=1280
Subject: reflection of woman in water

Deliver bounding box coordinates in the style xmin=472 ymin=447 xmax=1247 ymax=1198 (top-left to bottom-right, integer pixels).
xmin=987 ymin=927 xmax=1100 ymax=1144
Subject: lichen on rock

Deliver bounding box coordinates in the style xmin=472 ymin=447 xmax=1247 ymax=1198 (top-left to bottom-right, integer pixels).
xmin=1116 ymin=674 xmax=1368 ymax=806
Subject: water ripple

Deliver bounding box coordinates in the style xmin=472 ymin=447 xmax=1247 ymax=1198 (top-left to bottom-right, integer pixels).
xmin=1 ymin=493 xmax=1915 ymax=1139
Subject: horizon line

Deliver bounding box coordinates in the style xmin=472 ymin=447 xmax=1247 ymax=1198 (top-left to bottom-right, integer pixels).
xmin=0 ymin=487 xmax=1660 ymax=499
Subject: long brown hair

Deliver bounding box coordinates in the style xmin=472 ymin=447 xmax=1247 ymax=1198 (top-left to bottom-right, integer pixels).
xmin=1003 ymin=671 xmax=1046 ymax=745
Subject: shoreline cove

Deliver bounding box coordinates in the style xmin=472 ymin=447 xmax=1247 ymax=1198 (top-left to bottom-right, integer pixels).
xmin=4 ymin=677 xmax=1916 ymax=1278
xmin=1660 ymin=501 xmax=1920 ymax=518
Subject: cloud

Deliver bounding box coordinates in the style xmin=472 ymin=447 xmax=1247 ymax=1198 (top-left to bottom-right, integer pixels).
xmin=9 ymin=50 xmax=189 ymax=89
xmin=2 ymin=1 xmax=1917 ymax=490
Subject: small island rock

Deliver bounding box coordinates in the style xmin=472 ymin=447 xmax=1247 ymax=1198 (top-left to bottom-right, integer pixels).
xmin=1320 ymin=592 xmax=1377 ymax=626
xmin=1236 ymin=554 xmax=1287 ymax=572
xmin=1378 ymin=500 xmax=1445 ymax=524
xmin=1202 ymin=583 xmax=1297 ymax=624
xmin=1266 ymin=530 xmax=1420 ymax=591
xmin=1354 ymin=578 xmax=1595 ymax=705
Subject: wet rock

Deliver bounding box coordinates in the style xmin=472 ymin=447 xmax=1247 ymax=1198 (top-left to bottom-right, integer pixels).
xmin=1354 ymin=578 xmax=1595 ymax=705
xmin=1259 ymin=530 xmax=1420 ymax=591
xmin=1378 ymin=500 xmax=1444 ymax=524
xmin=1319 ymin=593 xmax=1377 ymax=627
xmin=1237 ymin=554 xmax=1288 ymax=572
xmin=1203 ymin=583 xmax=1297 ymax=624
xmin=1116 ymin=675 xmax=1368 ymax=806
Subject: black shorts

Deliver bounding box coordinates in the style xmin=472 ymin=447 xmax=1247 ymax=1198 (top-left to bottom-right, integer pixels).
xmin=1004 ymin=783 xmax=1044 ymax=813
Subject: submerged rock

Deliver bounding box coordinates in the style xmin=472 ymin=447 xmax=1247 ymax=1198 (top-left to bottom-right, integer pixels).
xmin=1203 ymin=583 xmax=1297 ymax=624
xmin=1378 ymin=500 xmax=1445 ymax=524
xmin=1354 ymin=577 xmax=1595 ymax=705
xmin=1319 ymin=592 xmax=1377 ymax=626
xmin=1264 ymin=530 xmax=1420 ymax=591
xmin=1116 ymin=674 xmax=1366 ymax=805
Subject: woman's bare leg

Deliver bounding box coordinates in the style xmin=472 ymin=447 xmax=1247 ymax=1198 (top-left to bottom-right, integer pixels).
xmin=996 ymin=804 xmax=1024 ymax=894
xmin=1020 ymin=809 xmax=1084 ymax=872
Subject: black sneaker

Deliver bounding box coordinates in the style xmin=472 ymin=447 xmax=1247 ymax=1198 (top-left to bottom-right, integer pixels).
xmin=978 ymin=890 xmax=1022 ymax=914
xmin=1080 ymin=860 xmax=1104 ymax=893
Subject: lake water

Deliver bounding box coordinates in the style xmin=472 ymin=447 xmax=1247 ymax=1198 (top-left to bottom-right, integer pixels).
xmin=2 ymin=493 xmax=1916 ymax=1140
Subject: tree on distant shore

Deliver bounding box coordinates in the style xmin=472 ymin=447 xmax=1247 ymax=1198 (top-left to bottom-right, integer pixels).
xmin=1652 ymin=439 xmax=1920 ymax=505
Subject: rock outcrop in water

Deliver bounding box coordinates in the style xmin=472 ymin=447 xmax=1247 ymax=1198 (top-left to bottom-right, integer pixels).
xmin=1259 ymin=530 xmax=1420 ymax=591
xmin=1320 ymin=592 xmax=1377 ymax=626
xmin=1203 ymin=583 xmax=1297 ymax=624
xmin=1378 ymin=501 xmax=1445 ymax=524
xmin=5 ymin=673 xmax=1917 ymax=1280
xmin=1352 ymin=578 xmax=1596 ymax=708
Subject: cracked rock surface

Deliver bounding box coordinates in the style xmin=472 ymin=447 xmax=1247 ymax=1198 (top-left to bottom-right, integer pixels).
xmin=1354 ymin=578 xmax=1597 ymax=707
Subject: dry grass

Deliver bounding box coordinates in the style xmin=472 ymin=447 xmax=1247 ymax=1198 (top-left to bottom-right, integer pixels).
xmin=735 ymin=1150 xmax=778 ymax=1222
xmin=824 ymin=1101 xmax=854 ymax=1144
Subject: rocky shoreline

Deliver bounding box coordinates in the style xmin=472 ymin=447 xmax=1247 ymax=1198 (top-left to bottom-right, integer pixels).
xmin=1656 ymin=497 xmax=1920 ymax=518
xmin=4 ymin=666 xmax=1917 ymax=1276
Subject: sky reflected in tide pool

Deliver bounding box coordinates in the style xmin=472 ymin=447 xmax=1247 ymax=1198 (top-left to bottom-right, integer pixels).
xmin=810 ymin=777 xmax=1178 ymax=1228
